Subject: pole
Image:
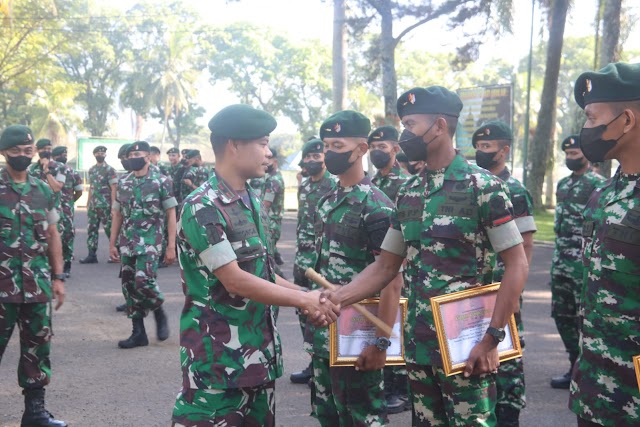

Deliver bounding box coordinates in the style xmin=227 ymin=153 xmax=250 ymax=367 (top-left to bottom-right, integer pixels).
xmin=522 ymin=0 xmax=535 ymax=187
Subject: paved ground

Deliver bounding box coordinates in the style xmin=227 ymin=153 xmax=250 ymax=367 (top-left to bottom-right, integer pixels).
xmin=0 ymin=210 xmax=578 ymax=426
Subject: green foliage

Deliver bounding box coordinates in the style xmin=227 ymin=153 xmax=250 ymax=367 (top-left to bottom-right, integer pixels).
xmin=533 ymin=209 xmax=555 ymax=242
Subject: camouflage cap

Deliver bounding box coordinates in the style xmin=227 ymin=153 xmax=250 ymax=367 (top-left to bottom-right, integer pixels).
xmin=574 ymin=62 xmax=640 ymax=109
xmin=397 ymin=86 xmax=463 ymax=119
xmin=208 ymin=104 xmax=277 ymax=140
xmin=368 ymin=125 xmax=399 ymax=145
xmin=167 ymin=147 xmax=179 ymax=155
xmin=320 ymin=110 xmax=371 ymax=140
xmin=302 ymin=138 xmax=323 ymax=157
xmin=117 ymin=143 xmax=132 ymax=158
xmin=472 ymin=120 xmax=513 ymax=148
xmin=0 ymin=125 xmax=34 ymax=150
xmin=36 ymin=138 xmax=52 ymax=149
xmin=561 ymin=134 xmax=580 ymax=151
xmin=93 ymin=145 xmax=107 ymax=154
xmin=51 ymin=146 xmax=67 ymax=157
xmin=126 ymin=140 xmax=150 ymax=155
xmin=185 ymin=149 xmax=201 ymax=159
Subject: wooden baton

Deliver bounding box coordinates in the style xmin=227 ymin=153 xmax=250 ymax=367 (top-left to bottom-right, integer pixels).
xmin=305 ymin=268 xmax=396 ymax=338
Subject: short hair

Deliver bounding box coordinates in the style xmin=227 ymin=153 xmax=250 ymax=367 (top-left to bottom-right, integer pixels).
xmin=611 ymin=100 xmax=640 ymax=115
xmin=210 ymin=134 xmax=228 ymax=157
xmin=149 ymin=146 xmax=161 ymax=154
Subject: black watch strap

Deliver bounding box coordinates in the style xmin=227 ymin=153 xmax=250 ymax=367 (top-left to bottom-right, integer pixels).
xmin=53 ymin=273 xmax=66 ymax=282
xmin=486 ymin=326 xmax=506 ymax=344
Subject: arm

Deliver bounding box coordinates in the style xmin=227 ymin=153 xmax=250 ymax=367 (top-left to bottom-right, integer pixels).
xmin=164 ymin=207 xmax=177 ymax=264
xmin=521 ymin=231 xmax=534 ymax=265
xmin=275 ymin=274 xmax=304 ymax=291
xmin=110 ymin=183 xmax=117 ymax=204
xmin=46 ymin=223 xmax=65 ymax=310
xmin=109 ymin=209 xmax=123 ymax=261
xmin=45 ymin=174 xmax=64 ymax=193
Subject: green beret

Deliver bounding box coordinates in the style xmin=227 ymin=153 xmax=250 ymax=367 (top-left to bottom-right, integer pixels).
xmin=181 ymin=148 xmax=189 ymax=155
xmin=396 ymin=152 xmax=408 ymax=163
xmin=0 ymin=125 xmax=34 ymax=150
xmin=52 ymin=146 xmax=67 ymax=157
xmin=149 ymin=145 xmax=161 ymax=154
xmin=397 ymin=86 xmax=463 ymax=119
xmin=320 ymin=110 xmax=371 ymax=140
xmin=93 ymin=146 xmax=107 ymax=154
xmin=127 ymin=141 xmax=150 ymax=155
xmin=36 ymin=138 xmax=52 ymax=149
xmin=561 ymin=135 xmax=580 ymax=151
xmin=118 ymin=144 xmax=132 ymax=158
xmin=368 ymin=125 xmax=399 ymax=145
xmin=167 ymin=147 xmax=179 ymax=155
xmin=302 ymin=138 xmax=323 ymax=157
xmin=185 ymin=149 xmax=200 ymax=159
xmin=574 ymin=62 xmax=640 ymax=109
xmin=472 ymin=120 xmax=513 ymax=148
xmin=208 ymin=104 xmax=277 ymax=140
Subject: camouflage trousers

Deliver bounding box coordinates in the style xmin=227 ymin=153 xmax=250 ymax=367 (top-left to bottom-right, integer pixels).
xmin=311 ymin=355 xmax=388 ymax=427
xmin=160 ymin=217 xmax=168 ymax=262
xmin=121 ymin=254 xmax=164 ymax=319
xmin=550 ymin=274 xmax=581 ymax=357
xmin=407 ymin=363 xmax=497 ymax=427
xmin=172 ymin=381 xmax=275 ymax=427
xmin=0 ymin=303 xmax=51 ymax=389
xmin=496 ymin=312 xmax=526 ymax=411
xmin=59 ymin=210 xmax=75 ymax=263
xmin=86 ymin=205 xmax=112 ymax=253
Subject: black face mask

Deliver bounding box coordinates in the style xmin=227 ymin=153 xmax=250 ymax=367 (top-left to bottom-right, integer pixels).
xmin=475 ymin=150 xmax=499 ymax=170
xmin=580 ymin=113 xmax=625 ymax=163
xmin=95 ymin=155 xmax=105 ymax=163
xmin=370 ymin=150 xmax=392 ymax=169
xmin=121 ymin=159 xmax=132 ymax=171
xmin=128 ymin=157 xmax=147 ymax=171
xmin=407 ymin=162 xmax=422 ymax=175
xmin=57 ymin=156 xmax=68 ymax=164
xmin=325 ymin=150 xmax=354 ymax=175
xmin=303 ymin=160 xmax=324 ymax=176
xmin=266 ymin=165 xmax=274 ymax=174
xmin=399 ymin=121 xmax=437 ymax=162
xmin=39 ymin=151 xmax=51 ymax=160
xmin=6 ymin=155 xmax=32 ymax=172
xmin=565 ymin=157 xmax=586 ymax=172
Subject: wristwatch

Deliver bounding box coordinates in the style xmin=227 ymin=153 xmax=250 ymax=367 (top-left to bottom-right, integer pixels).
xmin=52 ymin=273 xmax=66 ymax=282
xmin=486 ymin=327 xmax=506 ymax=344
xmin=375 ymin=336 xmax=391 ymax=351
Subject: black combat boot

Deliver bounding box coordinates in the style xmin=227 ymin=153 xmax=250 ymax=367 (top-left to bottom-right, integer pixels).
xmin=78 ymin=252 xmax=98 ymax=264
xmin=118 ymin=317 xmax=149 ymax=349
xmin=62 ymin=261 xmax=71 ymax=278
xmin=496 ymin=404 xmax=520 ymax=427
xmin=290 ymin=362 xmax=313 ymax=384
xmin=153 ymin=306 xmax=170 ymax=341
xmin=21 ymin=388 xmax=67 ymax=427
xmin=274 ymin=251 xmax=284 ymax=266
xmin=384 ymin=368 xmax=406 ymax=414
xmin=395 ymin=372 xmax=412 ymax=411
xmin=115 ymin=303 xmax=127 ymax=313
xmin=550 ymin=352 xmax=578 ymax=389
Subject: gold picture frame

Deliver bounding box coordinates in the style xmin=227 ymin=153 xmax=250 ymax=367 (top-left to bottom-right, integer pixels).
xmin=329 ymin=298 xmax=408 ymax=367
xmin=430 ymin=283 xmax=522 ymax=376
xmin=634 ymin=355 xmax=640 ymax=391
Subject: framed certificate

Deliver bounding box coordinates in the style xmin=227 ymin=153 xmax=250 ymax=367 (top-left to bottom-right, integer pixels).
xmin=634 ymin=355 xmax=640 ymax=391
xmin=430 ymin=283 xmax=522 ymax=376
xmin=329 ymin=298 xmax=408 ymax=367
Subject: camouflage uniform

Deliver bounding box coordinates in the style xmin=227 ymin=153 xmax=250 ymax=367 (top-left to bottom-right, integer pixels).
xmin=551 ymin=171 xmax=603 ymax=363
xmin=27 ymin=160 xmax=66 ymax=207
xmin=263 ymin=169 xmax=285 ymax=251
xmin=181 ymin=165 xmax=210 ymax=200
xmin=248 ymin=176 xmax=266 ymax=198
xmin=86 ymin=162 xmax=118 ymax=253
xmin=380 ymin=154 xmax=524 ymax=426
xmin=569 ymin=170 xmax=640 ymax=426
xmin=172 ymin=171 xmax=282 ymax=426
xmin=56 ymin=164 xmax=83 ymax=264
xmin=371 ymin=160 xmax=409 ymax=202
xmin=306 ymin=176 xmax=393 ymax=427
xmin=114 ymin=166 xmax=176 ymax=318
xmin=0 ymin=169 xmax=59 ymax=389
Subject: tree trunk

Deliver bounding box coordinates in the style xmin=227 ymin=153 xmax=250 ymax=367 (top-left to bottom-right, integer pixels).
xmin=332 ymin=0 xmax=347 ymax=113
xmin=380 ymin=0 xmax=398 ymax=124
xmin=134 ymin=114 xmax=144 ymax=140
xmin=528 ymin=0 xmax=569 ymax=209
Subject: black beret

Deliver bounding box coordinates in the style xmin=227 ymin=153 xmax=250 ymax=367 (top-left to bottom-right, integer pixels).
xmin=368 ymin=125 xmax=399 ymax=145
xmin=52 ymin=146 xmax=67 ymax=157
xmin=185 ymin=149 xmax=201 ymax=159
xmin=181 ymin=149 xmax=189 ymax=155
xmin=0 ymin=125 xmax=34 ymax=150
xmin=208 ymin=104 xmax=277 ymax=140
xmin=302 ymin=138 xmax=323 ymax=157
xmin=320 ymin=110 xmax=371 ymax=140
xmin=574 ymin=62 xmax=640 ymax=109
xmin=93 ymin=146 xmax=107 ymax=154
xmin=118 ymin=144 xmax=132 ymax=158
xmin=167 ymin=147 xmax=179 ymax=155
xmin=149 ymin=145 xmax=161 ymax=154
xmin=472 ymin=120 xmax=513 ymax=148
xmin=36 ymin=138 xmax=52 ymax=149
xmin=397 ymin=86 xmax=463 ymax=119
xmin=561 ymin=135 xmax=580 ymax=151
xmin=396 ymin=152 xmax=408 ymax=163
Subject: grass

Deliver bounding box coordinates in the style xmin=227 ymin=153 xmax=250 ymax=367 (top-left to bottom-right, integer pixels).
xmin=533 ymin=209 xmax=555 ymax=243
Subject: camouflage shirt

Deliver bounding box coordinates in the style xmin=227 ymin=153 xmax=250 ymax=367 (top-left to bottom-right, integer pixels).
xmin=306 ymin=175 xmax=395 ymax=358
xmin=381 ymin=154 xmax=523 ymax=366
xmin=113 ymin=166 xmax=177 ymax=257
xmin=57 ymin=164 xmax=83 ymax=220
xmin=27 ymin=160 xmax=66 ymax=187
xmin=371 ymin=161 xmax=409 ymax=202
xmin=88 ymin=162 xmax=118 ymax=208
xmin=551 ymin=171 xmax=604 ymax=280
xmin=177 ymin=170 xmax=282 ymax=390
xmin=263 ymin=169 xmax=285 ymax=224
xmin=171 ymin=162 xmax=188 ymax=203
xmin=0 ymin=168 xmax=59 ymax=303
xmin=248 ymin=176 xmax=266 ymax=199
xmin=181 ymin=165 xmax=210 ymax=199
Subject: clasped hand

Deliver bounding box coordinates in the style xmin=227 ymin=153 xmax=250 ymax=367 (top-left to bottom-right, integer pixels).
xmin=301 ymin=290 xmax=340 ymax=327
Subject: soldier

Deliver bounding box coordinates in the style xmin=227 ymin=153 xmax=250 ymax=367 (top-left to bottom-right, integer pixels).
xmin=28 ymin=139 xmax=65 ymax=195
xmin=396 ymin=152 xmax=409 ymax=174
xmin=51 ymin=146 xmax=83 ymax=278
xmin=0 ymin=125 xmax=67 ymax=427
xmin=307 ymin=110 xmax=403 ymax=427
xmin=171 ymin=104 xmax=338 ymax=426
xmin=149 ymin=145 xmax=170 ymax=176
xmin=79 ymin=146 xmax=118 ymax=264
xmin=290 ymin=138 xmax=336 ymax=385
xmin=262 ymin=147 xmax=285 ymax=266
xmin=118 ymin=143 xmax=132 ymax=173
xmin=473 ymin=120 xmax=537 ymax=426
xmin=569 ymin=62 xmax=640 ymax=427
xmin=328 ymin=86 xmax=529 ymax=426
xmin=181 ymin=149 xmax=210 ymax=197
xmin=548 ymin=135 xmax=604 ymax=390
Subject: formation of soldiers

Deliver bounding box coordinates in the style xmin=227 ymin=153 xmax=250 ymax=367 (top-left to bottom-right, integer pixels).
xmin=0 ymin=61 xmax=638 ymax=427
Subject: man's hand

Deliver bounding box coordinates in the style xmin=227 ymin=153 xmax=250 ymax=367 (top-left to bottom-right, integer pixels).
xmin=40 ymin=157 xmax=50 ymax=169
xmin=319 ymin=290 xmax=341 ymax=307
xmin=463 ymin=335 xmax=500 ymax=377
xmin=183 ymin=179 xmax=193 ymax=187
xmin=52 ymin=279 xmax=65 ymax=310
xmin=355 ymin=344 xmax=386 ymax=371
xmin=164 ymin=246 xmax=176 ymax=265
xmin=109 ymin=245 xmax=120 ymax=262
xmin=302 ymin=290 xmax=340 ymax=327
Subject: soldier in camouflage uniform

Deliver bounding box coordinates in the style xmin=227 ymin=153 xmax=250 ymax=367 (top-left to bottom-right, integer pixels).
xmin=109 ymin=141 xmax=177 ymax=348
xmin=28 ymin=138 xmax=65 ymax=197
xmin=330 ymin=87 xmax=529 ymax=426
xmin=290 ymin=138 xmax=336 ymax=385
xmin=569 ymin=62 xmax=640 ymax=427
xmin=79 ymin=146 xmax=118 ymax=264
xmin=307 ymin=110 xmax=405 ymax=427
xmin=150 ymin=145 xmax=172 ymax=267
xmin=171 ymin=104 xmax=338 ymax=426
xmin=473 ymin=120 xmax=537 ymax=427
xmin=549 ymin=135 xmax=604 ymax=390
xmin=149 ymin=145 xmax=171 ymax=176
xmin=0 ymin=125 xmax=67 ymax=427
xmin=181 ymin=149 xmax=210 ymax=198
xmin=262 ymin=147 xmax=286 ymax=266
xmin=51 ymin=146 xmax=83 ymax=278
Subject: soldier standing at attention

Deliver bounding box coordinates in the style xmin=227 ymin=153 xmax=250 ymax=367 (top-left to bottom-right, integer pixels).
xmin=109 ymin=141 xmax=176 ymax=348
xmin=473 ymin=120 xmax=537 ymax=427
xmin=328 ymin=86 xmax=529 ymax=426
xmin=149 ymin=145 xmax=170 ymax=176
xmin=171 ymin=104 xmax=339 ymax=426
xmin=569 ymin=62 xmax=640 ymax=427
xmin=0 ymin=125 xmax=67 ymax=427
xmin=79 ymin=146 xmax=118 ymax=264
xmin=51 ymin=146 xmax=83 ymax=278
xmin=289 ymin=138 xmax=336 ymax=385
xmin=549 ymin=135 xmax=603 ymax=389
xmin=262 ymin=147 xmax=285 ymax=266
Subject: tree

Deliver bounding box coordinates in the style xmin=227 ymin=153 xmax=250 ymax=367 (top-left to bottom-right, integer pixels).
xmin=333 ymin=0 xmax=348 ymax=112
